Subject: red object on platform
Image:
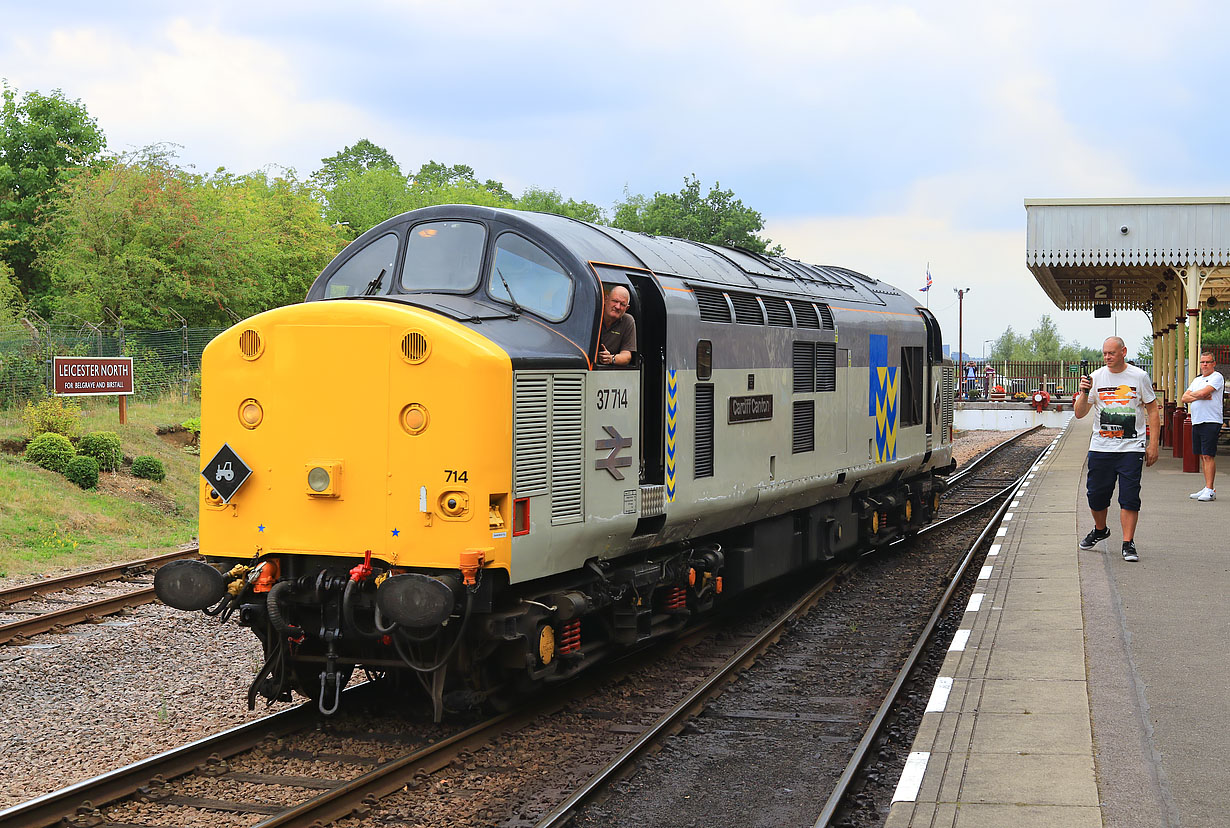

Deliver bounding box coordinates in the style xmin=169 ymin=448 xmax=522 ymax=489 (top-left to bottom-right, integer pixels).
xmin=1172 ymin=407 xmax=1186 ymax=458
xmin=1183 ymin=414 xmax=1200 ymax=473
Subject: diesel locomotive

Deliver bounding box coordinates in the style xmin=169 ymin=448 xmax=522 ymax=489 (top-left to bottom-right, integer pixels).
xmin=155 ymin=204 xmax=956 ymax=717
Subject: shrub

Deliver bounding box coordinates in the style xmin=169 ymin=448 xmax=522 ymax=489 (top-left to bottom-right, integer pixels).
xmin=132 ymin=455 xmax=166 ymax=482
xmin=78 ymin=431 xmax=123 ymax=471
xmin=65 ymin=455 xmax=100 ymax=489
xmin=24 ymin=432 xmax=76 ymax=473
xmin=22 ymin=396 xmax=81 ymax=440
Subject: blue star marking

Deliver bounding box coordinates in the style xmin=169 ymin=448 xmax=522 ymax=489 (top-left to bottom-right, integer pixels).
xmin=257 ymin=524 xmax=265 ymax=532
xmin=391 ymin=528 xmax=400 ymax=537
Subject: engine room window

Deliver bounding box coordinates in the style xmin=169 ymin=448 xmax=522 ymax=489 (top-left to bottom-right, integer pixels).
xmin=399 ymin=220 xmax=487 ymax=293
xmin=696 ymin=340 xmax=712 ymax=380
xmin=900 ymin=346 xmax=924 ymax=427
xmin=488 ymin=233 xmax=573 ymax=321
xmin=323 ymin=233 xmax=399 ymax=298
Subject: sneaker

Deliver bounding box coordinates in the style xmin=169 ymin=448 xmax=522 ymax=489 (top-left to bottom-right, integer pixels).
xmin=1198 ymin=489 xmax=1217 ymax=502
xmin=1122 ymin=541 xmax=1139 ymax=562
xmin=1079 ymin=527 xmax=1111 ymax=550
xmin=1191 ymin=487 xmax=1211 ymax=499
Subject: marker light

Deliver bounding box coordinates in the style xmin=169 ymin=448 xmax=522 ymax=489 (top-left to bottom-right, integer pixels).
xmin=239 ymin=398 xmax=264 ymax=428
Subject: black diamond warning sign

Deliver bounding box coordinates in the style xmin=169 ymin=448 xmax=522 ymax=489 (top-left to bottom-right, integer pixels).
xmin=202 ymin=443 xmax=253 ymax=503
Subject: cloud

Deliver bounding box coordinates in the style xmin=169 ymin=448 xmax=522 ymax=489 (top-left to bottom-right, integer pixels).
xmin=6 ymin=17 xmax=376 ymax=174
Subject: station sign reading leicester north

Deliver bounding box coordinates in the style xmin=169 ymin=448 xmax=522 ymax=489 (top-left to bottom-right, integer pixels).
xmin=53 ymin=357 xmax=135 ymax=396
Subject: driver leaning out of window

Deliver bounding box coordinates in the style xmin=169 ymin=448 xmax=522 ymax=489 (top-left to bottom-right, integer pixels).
xmin=598 ymin=286 xmax=636 ymax=367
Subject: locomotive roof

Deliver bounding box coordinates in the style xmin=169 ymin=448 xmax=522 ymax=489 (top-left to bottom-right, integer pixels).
xmin=358 ymin=205 xmax=911 ymax=310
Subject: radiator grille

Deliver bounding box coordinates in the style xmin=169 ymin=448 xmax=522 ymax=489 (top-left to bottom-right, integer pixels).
xmin=514 ymin=374 xmax=550 ymax=496
xmin=695 ymin=384 xmax=714 ymax=478
xmin=817 ymin=303 xmax=834 ymax=329
xmin=793 ymin=400 xmax=815 ymax=453
xmin=729 ymin=293 xmax=764 ymax=325
xmin=693 ymin=287 xmax=732 ymax=323
xmin=792 ymin=342 xmax=816 ymax=393
xmin=791 ymin=301 xmax=819 ymax=329
xmin=762 ymin=296 xmax=793 ymax=326
xmin=816 ymin=342 xmax=836 ymax=392
xmin=550 ymin=374 xmax=585 ymax=524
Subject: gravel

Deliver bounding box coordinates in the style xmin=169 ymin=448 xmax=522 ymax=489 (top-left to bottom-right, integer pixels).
xmin=0 ymin=429 xmax=1021 ymax=813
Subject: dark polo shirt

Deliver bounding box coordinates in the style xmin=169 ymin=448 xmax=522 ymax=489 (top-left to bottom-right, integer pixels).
xmin=600 ymin=313 xmax=637 ymax=357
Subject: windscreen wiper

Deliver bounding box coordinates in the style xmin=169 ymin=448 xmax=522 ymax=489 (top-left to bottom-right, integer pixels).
xmin=363 ymin=268 xmax=387 ymax=296
xmin=494 ymin=267 xmax=524 ymax=315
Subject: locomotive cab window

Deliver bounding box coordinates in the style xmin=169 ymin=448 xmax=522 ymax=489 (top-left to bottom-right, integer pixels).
xmin=400 ymin=220 xmax=487 ymax=293
xmin=324 ymin=233 xmax=399 ymax=298
xmin=488 ymin=233 xmax=573 ymax=321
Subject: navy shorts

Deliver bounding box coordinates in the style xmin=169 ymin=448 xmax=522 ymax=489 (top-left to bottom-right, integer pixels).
xmin=1086 ymin=451 xmax=1145 ymax=512
xmin=1191 ymin=422 xmax=1221 ymax=457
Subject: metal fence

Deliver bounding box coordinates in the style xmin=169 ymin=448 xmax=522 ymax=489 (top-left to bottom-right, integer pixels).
xmin=0 ymin=321 xmax=225 ymax=408
xmin=959 ymin=358 xmax=1155 ymax=399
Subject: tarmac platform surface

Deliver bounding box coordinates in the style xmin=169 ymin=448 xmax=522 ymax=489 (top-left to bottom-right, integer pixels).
xmin=886 ymin=421 xmax=1229 ymax=828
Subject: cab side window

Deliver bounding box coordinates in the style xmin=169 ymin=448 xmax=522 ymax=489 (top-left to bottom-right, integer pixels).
xmin=488 ymin=233 xmax=573 ymax=321
xmin=323 ymin=233 xmax=399 ymax=298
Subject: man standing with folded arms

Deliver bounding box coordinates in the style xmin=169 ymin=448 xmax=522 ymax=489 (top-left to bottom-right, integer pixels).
xmin=1074 ymin=336 xmax=1160 ymax=562
xmin=1182 ymin=349 xmax=1225 ymax=501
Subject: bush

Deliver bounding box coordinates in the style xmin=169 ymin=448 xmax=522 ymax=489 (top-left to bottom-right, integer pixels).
xmin=25 ymin=432 xmax=76 ymax=473
xmin=78 ymin=430 xmax=123 ymax=471
xmin=132 ymin=455 xmax=166 ymax=482
xmin=22 ymin=396 xmax=81 ymax=440
xmin=65 ymin=455 xmax=100 ymax=489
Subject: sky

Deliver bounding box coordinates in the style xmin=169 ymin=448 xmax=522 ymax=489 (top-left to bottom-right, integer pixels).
xmin=5 ymin=0 xmax=1229 ymax=357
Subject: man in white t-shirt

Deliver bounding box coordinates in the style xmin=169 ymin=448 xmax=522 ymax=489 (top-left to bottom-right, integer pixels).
xmin=1073 ymin=336 xmax=1160 ymax=563
xmin=1181 ymin=349 xmax=1225 ymax=501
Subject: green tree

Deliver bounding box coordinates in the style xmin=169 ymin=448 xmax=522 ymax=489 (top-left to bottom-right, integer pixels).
xmin=314 ymin=139 xmax=401 ymax=187
xmin=1027 ymin=314 xmax=1063 ymax=359
xmin=990 ymin=326 xmax=1026 ymax=360
xmin=0 ymin=82 xmax=106 ymax=311
xmin=612 ymin=175 xmax=781 ymax=254
xmin=1136 ymin=335 xmax=1154 ymax=361
xmin=38 ymin=146 xmax=345 ymax=326
xmin=0 ymin=258 xmax=20 ymax=323
xmin=517 ymin=187 xmax=604 ymax=223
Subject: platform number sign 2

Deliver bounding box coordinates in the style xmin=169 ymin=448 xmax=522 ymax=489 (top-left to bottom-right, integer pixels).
xmin=202 ymin=443 xmax=253 ymax=503
xmin=1090 ymin=281 xmax=1113 ymax=302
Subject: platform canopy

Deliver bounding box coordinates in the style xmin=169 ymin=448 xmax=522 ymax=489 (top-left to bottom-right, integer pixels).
xmin=1025 ymin=197 xmax=1230 ymax=400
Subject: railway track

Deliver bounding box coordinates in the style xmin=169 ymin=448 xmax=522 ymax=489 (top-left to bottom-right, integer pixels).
xmin=0 ymin=545 xmax=199 ymax=645
xmin=940 ymin=425 xmax=1045 ymax=511
xmin=0 ymin=431 xmax=1056 ymax=828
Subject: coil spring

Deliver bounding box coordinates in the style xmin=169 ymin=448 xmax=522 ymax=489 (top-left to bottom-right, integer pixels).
xmin=559 ymin=619 xmax=581 ymax=655
xmin=665 ymin=586 xmax=687 ymax=611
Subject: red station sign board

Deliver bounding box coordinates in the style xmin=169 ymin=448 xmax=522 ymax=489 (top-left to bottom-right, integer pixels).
xmin=53 ymin=356 xmax=135 ymax=397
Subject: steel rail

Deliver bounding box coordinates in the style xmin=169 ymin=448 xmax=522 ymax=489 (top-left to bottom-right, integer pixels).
xmin=0 ymin=546 xmax=199 ymax=607
xmin=811 ymin=445 xmax=1046 ymax=827
xmin=0 ymin=691 xmax=340 ymax=828
xmin=532 ymin=564 xmax=856 ymax=828
xmin=0 ymin=587 xmax=160 ymax=645
xmin=943 ymin=424 xmax=1044 ymax=488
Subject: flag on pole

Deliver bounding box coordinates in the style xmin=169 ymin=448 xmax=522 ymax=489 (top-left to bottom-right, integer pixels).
xmin=919 ymin=267 xmax=932 ymax=292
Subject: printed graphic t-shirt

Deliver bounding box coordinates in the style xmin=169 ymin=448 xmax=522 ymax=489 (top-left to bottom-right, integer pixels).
xmin=1086 ymin=364 xmax=1156 ymax=453
xmin=1186 ymin=371 xmax=1225 ymax=425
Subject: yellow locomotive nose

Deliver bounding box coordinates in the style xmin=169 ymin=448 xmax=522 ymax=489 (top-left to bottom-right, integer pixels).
xmin=198 ymin=301 xmax=512 ymax=574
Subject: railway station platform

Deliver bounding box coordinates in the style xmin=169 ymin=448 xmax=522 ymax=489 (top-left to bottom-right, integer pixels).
xmin=886 ymin=423 xmax=1230 ymax=828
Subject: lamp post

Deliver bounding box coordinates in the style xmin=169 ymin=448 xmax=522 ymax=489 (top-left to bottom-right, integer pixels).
xmin=954 ymin=287 xmax=971 ymax=397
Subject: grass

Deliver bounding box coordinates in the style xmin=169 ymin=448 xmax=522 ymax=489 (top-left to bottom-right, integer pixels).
xmin=0 ymin=394 xmax=201 ymax=581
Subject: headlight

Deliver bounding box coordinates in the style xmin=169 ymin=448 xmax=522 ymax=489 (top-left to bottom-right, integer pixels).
xmin=239 ymin=398 xmax=264 ymax=428
xmin=308 ymin=466 xmax=331 ymax=492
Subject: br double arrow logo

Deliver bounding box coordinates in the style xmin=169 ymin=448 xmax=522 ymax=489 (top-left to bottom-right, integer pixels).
xmin=595 ymin=425 xmax=632 ymax=480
